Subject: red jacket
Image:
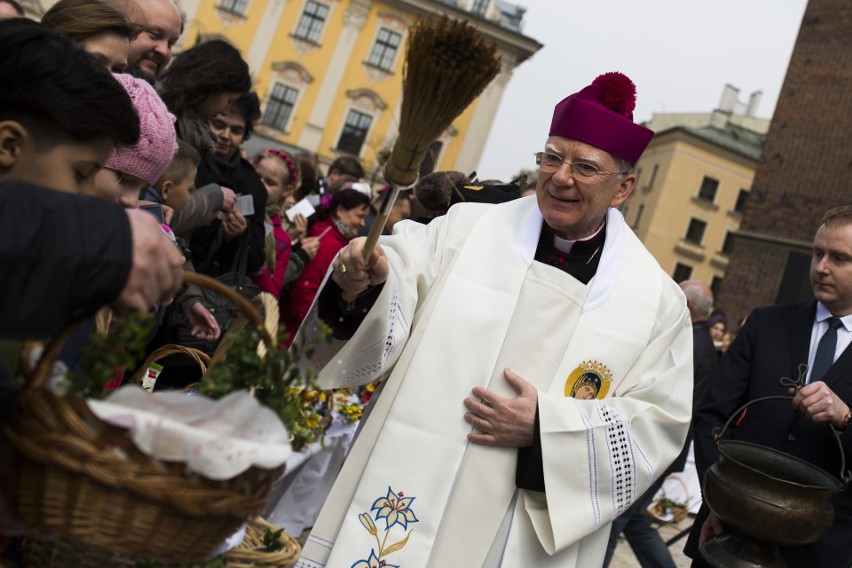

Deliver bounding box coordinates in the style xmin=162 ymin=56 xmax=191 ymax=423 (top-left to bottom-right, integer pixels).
xmin=251 ymin=213 xmax=292 ymax=299
xmin=283 ymin=217 xmax=347 ymax=344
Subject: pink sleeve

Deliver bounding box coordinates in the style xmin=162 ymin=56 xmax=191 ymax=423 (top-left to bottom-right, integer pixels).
xmin=251 ymin=217 xmax=292 ymax=298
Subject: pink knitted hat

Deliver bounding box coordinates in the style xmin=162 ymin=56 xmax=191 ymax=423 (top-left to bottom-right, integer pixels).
xmin=549 ymin=72 xmax=654 ymax=165
xmin=105 ymin=73 xmax=178 ymax=185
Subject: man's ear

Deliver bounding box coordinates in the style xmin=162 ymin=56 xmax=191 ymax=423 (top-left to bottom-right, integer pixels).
xmin=0 ymin=121 xmax=28 ymax=170
xmin=610 ymin=172 xmax=637 ymax=208
xmin=159 ymin=180 xmax=172 ymax=200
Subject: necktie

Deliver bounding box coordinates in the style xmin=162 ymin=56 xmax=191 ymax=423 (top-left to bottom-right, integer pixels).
xmin=810 ymin=317 xmax=842 ymax=382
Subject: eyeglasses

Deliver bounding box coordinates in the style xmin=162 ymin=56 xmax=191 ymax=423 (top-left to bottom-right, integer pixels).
xmin=534 ymin=152 xmax=629 ymax=178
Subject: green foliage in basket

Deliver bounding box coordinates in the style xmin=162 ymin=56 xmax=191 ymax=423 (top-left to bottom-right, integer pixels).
xmin=262 ymin=526 xmax=285 ymax=552
xmin=197 ymin=322 xmax=332 ymax=450
xmin=69 ymin=311 xmax=157 ymax=398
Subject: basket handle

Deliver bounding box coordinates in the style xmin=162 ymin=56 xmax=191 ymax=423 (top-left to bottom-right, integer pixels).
xmin=183 ymin=272 xmax=273 ymax=346
xmin=128 ymin=344 xmax=213 ymax=385
xmin=713 ymin=395 xmax=852 ymax=487
xmin=26 ymin=272 xmax=272 ymax=394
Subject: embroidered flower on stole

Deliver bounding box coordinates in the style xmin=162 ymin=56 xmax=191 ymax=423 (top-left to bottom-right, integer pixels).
xmin=372 ymin=487 xmax=418 ymax=530
xmin=351 ymin=486 xmax=418 ymax=567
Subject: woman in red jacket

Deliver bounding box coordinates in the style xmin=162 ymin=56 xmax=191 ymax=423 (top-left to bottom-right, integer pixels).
xmin=284 ymin=188 xmax=371 ymax=344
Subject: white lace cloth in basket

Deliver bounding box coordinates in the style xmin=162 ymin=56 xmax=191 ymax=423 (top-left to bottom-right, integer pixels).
xmin=87 ymin=386 xmax=292 ymax=480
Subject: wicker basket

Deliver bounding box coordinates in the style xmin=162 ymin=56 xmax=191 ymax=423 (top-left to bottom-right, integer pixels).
xmin=23 ymin=517 xmax=301 ymax=567
xmin=4 ymin=273 xmax=285 ymax=563
xmin=646 ymin=474 xmax=690 ymax=524
xmin=127 ymin=343 xmax=212 ymax=388
xmin=225 ymin=516 xmax=301 ymax=567
xmin=210 ymin=291 xmax=280 ymax=364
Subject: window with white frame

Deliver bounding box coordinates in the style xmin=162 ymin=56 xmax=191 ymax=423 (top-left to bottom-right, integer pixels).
xmin=293 ymin=1 xmax=329 ymax=44
xmin=366 ymin=28 xmax=402 ymax=72
xmin=218 ymin=0 xmax=249 ymax=15
xmin=471 ymin=0 xmax=489 ymax=16
xmin=336 ymin=110 xmax=373 ymax=156
xmin=261 ymin=84 xmax=299 ymax=131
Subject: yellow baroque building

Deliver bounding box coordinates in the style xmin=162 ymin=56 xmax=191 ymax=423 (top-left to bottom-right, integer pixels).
xmin=176 ymin=0 xmax=541 ymax=179
xmin=620 ymin=85 xmax=769 ymax=295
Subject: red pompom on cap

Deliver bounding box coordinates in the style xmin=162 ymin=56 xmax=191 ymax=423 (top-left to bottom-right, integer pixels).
xmin=592 ymin=72 xmax=636 ymax=118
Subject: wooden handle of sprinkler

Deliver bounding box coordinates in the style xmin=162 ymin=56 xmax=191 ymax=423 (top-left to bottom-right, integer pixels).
xmin=340 ymin=185 xmax=401 ymax=303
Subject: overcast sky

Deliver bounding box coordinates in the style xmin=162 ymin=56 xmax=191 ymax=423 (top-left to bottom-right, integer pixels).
xmin=476 ymin=0 xmax=809 ymax=182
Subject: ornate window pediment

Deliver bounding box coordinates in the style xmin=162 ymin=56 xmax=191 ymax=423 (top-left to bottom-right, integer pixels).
xmin=345 ymin=89 xmax=388 ymax=112
xmin=271 ymin=61 xmax=314 ymax=87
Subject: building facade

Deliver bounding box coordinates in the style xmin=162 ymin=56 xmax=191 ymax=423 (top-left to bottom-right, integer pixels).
xmin=178 ymin=0 xmax=541 ymax=179
xmin=621 ymin=85 xmax=768 ymax=298
xmin=718 ymin=0 xmax=852 ymax=325
xmin=29 ymin=0 xmax=540 ymax=179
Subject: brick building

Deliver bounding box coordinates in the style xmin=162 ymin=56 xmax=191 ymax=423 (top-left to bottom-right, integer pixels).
xmin=717 ymin=0 xmax=852 ymax=325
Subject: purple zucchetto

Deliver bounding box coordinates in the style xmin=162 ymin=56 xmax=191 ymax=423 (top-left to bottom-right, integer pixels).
xmin=549 ymin=72 xmax=654 ymax=165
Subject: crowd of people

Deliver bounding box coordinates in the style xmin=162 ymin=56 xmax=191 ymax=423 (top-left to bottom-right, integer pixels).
xmin=0 ymin=0 xmax=484 ymax=388
xmin=2 ymin=1 xmax=851 ymax=567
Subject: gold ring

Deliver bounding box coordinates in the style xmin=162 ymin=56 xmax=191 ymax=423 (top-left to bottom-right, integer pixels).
xmin=339 ymin=262 xmax=347 ymax=274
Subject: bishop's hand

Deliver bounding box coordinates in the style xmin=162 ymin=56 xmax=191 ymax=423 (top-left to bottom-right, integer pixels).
xmin=464 ymin=368 xmax=537 ymax=448
xmin=332 ymin=237 xmax=389 ymax=298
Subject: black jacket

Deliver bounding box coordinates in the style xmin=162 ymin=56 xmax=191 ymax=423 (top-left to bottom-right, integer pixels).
xmin=190 ymin=152 xmax=267 ymax=277
xmin=0 ymin=181 xmax=131 ymax=339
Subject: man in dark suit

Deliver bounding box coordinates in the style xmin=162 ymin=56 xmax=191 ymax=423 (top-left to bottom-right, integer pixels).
xmin=685 ymin=206 xmax=852 ymax=568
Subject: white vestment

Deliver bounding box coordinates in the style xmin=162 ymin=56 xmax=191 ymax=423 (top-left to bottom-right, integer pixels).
xmin=294 ymin=198 xmax=692 ymax=568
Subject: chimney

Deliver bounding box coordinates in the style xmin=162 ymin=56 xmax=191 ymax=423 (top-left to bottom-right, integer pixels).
xmin=719 ymin=84 xmax=739 ymax=113
xmin=746 ymin=90 xmax=763 ymax=117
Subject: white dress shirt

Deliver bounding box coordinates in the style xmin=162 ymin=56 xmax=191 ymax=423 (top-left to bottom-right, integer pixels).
xmin=805 ymin=302 xmax=852 ymax=382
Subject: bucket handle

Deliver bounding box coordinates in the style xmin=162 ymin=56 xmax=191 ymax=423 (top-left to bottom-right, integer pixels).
xmin=713 ymin=395 xmax=852 ymax=488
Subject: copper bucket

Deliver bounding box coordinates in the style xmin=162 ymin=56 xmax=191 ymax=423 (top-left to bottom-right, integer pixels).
xmin=700 ymin=396 xmax=850 ymax=568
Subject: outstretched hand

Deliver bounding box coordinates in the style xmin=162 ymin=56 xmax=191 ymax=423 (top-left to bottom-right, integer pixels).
xmin=464 ymin=368 xmax=538 ymax=447
xmin=188 ymin=301 xmax=221 ymax=341
xmin=331 ymin=237 xmax=389 ymax=297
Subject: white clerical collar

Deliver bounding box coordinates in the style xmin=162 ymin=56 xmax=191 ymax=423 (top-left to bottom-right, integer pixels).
xmin=553 ymin=221 xmax=606 ymax=254
xmin=816 ymin=302 xmax=852 ymax=331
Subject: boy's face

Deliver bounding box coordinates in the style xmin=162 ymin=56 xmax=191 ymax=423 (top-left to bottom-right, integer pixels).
xmin=209 ymin=109 xmax=247 ymax=162
xmin=0 ymin=121 xmax=111 ymax=193
xmin=164 ymin=166 xmax=197 ymax=213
